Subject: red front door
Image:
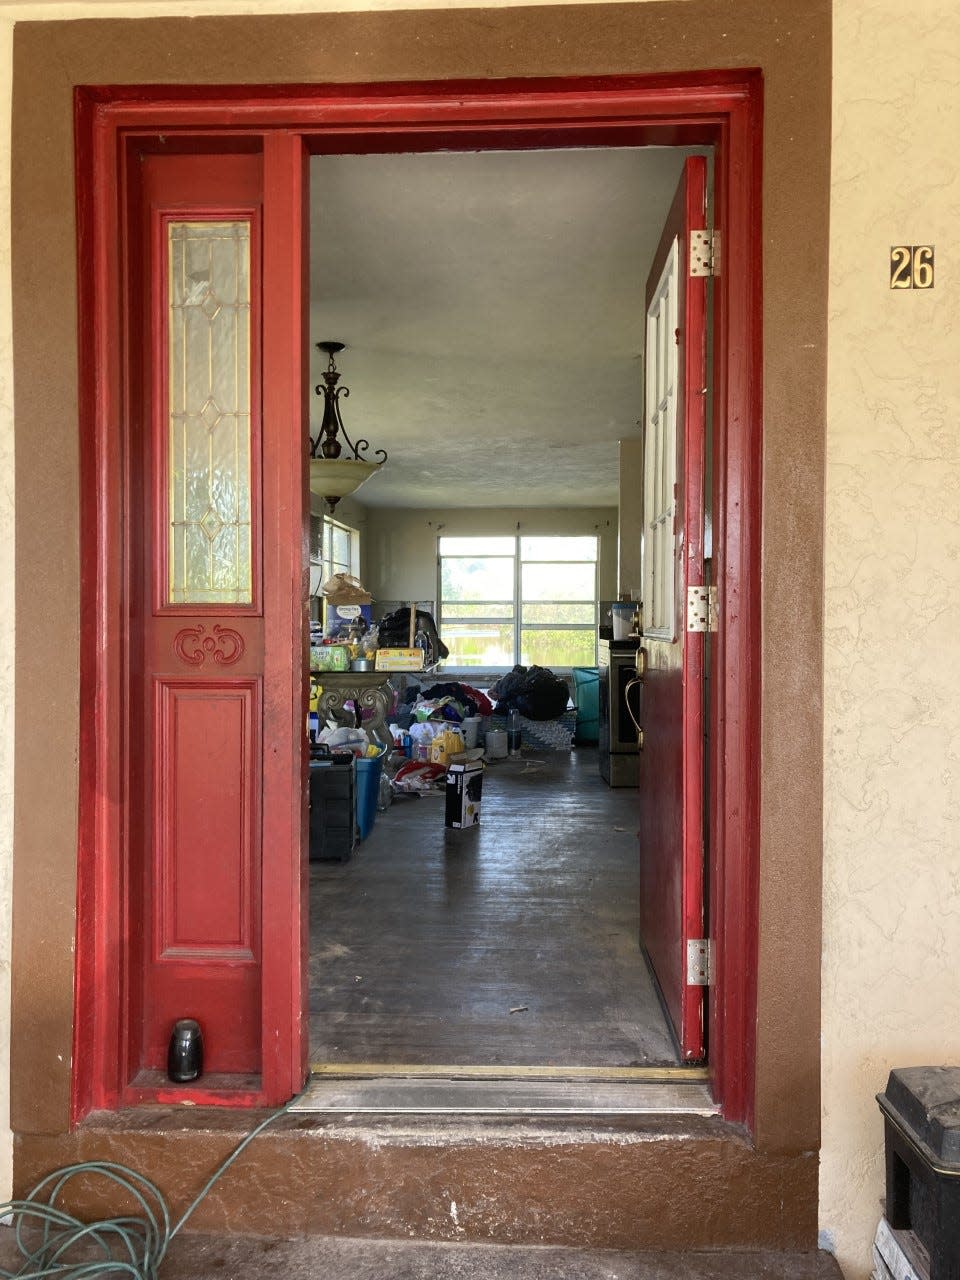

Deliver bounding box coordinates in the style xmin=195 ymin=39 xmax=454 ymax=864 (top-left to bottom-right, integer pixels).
xmin=132 ymin=152 xmax=266 ymax=1077
xmin=636 ymin=157 xmax=709 ymax=1062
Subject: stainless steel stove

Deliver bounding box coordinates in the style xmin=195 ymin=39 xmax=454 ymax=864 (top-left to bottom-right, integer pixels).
xmin=598 ymin=637 xmax=642 ymax=787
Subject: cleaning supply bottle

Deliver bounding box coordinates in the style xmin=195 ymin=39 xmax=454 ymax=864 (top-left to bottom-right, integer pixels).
xmin=507 ymin=708 xmax=521 ymax=755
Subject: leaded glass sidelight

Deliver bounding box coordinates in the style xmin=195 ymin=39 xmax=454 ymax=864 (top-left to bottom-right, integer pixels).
xmin=168 ymin=221 xmax=253 ymax=605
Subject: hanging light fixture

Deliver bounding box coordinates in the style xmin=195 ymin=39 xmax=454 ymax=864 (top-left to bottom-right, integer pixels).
xmin=309 ymin=341 xmax=387 ymax=511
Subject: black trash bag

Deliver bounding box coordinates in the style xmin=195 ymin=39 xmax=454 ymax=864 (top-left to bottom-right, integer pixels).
xmin=377 ymin=607 xmax=449 ymax=662
xmin=490 ymin=665 xmax=570 ymax=721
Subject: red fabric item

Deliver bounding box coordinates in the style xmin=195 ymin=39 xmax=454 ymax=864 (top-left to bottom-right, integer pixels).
xmin=457 ymin=683 xmax=494 ymax=716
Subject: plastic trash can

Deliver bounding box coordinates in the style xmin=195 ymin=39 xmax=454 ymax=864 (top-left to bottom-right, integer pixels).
xmin=878 ymin=1065 xmax=960 ymax=1280
xmin=572 ymin=666 xmax=600 ymax=744
xmin=355 ymin=749 xmax=386 ymax=841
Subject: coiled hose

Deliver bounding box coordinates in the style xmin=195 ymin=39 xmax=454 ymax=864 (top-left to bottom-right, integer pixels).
xmin=0 ymin=1088 xmax=304 ymax=1278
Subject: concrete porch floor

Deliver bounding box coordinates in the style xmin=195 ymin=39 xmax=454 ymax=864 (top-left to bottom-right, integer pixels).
xmin=144 ymin=1234 xmax=846 ymax=1277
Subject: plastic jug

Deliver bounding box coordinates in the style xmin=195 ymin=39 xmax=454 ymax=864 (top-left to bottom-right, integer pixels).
xmin=429 ymin=727 xmax=465 ymax=766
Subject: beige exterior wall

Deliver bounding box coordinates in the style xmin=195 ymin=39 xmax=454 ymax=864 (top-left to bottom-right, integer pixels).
xmin=0 ymin=0 xmax=957 ymax=1272
xmin=820 ymin=2 xmax=960 ymax=1276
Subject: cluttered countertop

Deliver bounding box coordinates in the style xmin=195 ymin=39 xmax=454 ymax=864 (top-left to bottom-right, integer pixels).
xmin=312 ymin=574 xmax=448 ymax=675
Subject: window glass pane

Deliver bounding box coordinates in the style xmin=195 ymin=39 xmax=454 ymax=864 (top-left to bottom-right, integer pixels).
xmin=442 ymin=602 xmax=514 ymax=620
xmin=331 ymin=525 xmax=351 ymax=570
xmin=168 ymin=220 xmax=252 ymax=605
xmin=441 ymin=556 xmax=515 ymax=602
xmin=522 ymin=562 xmax=595 ymax=601
xmin=520 ymin=536 xmax=597 ymax=562
xmin=520 ymin=628 xmax=596 ymax=669
xmin=522 ymin=602 xmax=595 ymax=625
xmin=439 ymin=535 xmax=600 ymax=666
xmin=439 ymin=536 xmax=515 ymax=556
xmin=443 ymin=623 xmax=514 ymax=667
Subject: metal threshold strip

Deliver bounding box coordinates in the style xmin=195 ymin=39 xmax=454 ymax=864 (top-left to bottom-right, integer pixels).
xmin=294 ymin=1064 xmax=718 ymax=1115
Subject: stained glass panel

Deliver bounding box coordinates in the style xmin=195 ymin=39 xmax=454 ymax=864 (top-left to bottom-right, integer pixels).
xmin=168 ymin=221 xmax=252 ymax=605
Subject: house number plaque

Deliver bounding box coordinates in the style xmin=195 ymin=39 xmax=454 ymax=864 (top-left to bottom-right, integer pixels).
xmin=890 ymin=245 xmax=935 ymax=290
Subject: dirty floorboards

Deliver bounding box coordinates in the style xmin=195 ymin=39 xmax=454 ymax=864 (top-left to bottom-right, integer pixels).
xmin=309 ymin=745 xmax=679 ymax=1069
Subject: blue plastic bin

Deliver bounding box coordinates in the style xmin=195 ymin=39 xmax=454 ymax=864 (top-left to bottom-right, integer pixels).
xmin=355 ymin=749 xmax=385 ymax=841
xmin=572 ymin=666 xmax=600 ymax=744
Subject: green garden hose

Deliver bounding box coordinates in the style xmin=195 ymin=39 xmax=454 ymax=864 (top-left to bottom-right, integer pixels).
xmin=0 ymin=1087 xmax=305 ymax=1278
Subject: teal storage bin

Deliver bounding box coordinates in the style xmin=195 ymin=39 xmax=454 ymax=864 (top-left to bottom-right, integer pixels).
xmin=572 ymin=666 xmax=600 ymax=744
xmin=355 ymin=750 xmax=385 ymax=841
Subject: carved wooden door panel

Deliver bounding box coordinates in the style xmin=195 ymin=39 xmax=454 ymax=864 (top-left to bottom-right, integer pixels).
xmin=134 ymin=153 xmax=265 ymax=1076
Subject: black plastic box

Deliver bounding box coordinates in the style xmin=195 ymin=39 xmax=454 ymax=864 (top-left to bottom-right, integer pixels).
xmin=878 ymin=1066 xmax=960 ymax=1280
xmin=309 ymin=753 xmax=356 ymax=862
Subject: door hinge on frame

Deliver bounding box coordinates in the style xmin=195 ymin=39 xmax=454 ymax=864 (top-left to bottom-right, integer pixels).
xmin=686 ymin=584 xmax=718 ymax=633
xmin=687 ymin=938 xmax=714 ymax=987
xmin=690 ymin=229 xmax=720 ymax=277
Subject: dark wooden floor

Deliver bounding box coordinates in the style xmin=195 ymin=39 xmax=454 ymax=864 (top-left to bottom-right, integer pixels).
xmin=309 ymin=746 xmax=678 ymax=1069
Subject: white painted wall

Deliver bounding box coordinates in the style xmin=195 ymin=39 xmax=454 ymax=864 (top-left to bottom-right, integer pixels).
xmin=362 ymin=504 xmax=618 ymax=605
xmin=820 ymin=3 xmax=960 ymax=1276
xmin=618 ymin=440 xmax=643 ymax=599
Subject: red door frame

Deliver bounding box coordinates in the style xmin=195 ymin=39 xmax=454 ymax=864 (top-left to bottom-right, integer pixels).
xmin=73 ymin=72 xmax=762 ymax=1126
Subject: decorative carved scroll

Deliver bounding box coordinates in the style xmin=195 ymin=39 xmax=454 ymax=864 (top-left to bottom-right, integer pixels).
xmin=174 ymin=623 xmax=245 ymax=667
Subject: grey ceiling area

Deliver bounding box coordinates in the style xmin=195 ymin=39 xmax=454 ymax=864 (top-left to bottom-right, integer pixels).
xmin=309 ymin=147 xmax=702 ymax=510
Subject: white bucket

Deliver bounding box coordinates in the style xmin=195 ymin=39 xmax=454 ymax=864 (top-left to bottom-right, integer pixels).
xmin=462 ymin=716 xmax=481 ymax=748
xmin=611 ymin=602 xmax=634 ymax=640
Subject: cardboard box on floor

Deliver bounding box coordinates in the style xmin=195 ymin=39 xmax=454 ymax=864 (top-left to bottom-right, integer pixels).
xmin=445 ymin=759 xmax=484 ymax=829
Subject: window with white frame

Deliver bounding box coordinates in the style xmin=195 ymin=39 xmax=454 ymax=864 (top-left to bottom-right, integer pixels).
xmin=438 ymin=535 xmax=598 ymax=669
xmin=643 ymin=238 xmax=679 ymax=638
xmin=309 ymin=514 xmax=360 ymax=617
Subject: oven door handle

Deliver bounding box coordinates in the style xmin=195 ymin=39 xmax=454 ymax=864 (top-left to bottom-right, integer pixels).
xmin=624 ymin=660 xmax=647 ymax=742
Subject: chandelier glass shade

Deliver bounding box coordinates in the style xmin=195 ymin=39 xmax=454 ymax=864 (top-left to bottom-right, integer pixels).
xmin=309 ymin=341 xmax=386 ymax=511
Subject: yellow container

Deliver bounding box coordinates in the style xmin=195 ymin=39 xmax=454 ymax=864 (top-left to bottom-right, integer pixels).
xmin=429 ymin=727 xmax=465 ymax=766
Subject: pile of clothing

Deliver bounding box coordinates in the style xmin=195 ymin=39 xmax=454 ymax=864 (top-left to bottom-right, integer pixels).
xmin=395 ymin=680 xmax=493 ymax=729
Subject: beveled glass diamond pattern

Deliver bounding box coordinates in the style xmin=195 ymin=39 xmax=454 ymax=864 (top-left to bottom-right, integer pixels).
xmin=199 ymin=288 xmax=223 ymax=321
xmin=200 ymin=397 xmax=223 ymax=430
xmin=199 ymin=506 xmax=225 ymax=542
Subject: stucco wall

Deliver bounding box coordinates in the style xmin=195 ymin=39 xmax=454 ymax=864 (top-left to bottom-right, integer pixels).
xmin=820 ymin=2 xmax=960 ymax=1277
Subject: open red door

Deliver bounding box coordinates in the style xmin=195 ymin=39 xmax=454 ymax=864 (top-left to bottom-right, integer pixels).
xmin=636 ymin=157 xmax=709 ymax=1062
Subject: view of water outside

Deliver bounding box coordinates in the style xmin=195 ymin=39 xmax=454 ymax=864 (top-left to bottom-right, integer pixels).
xmin=439 ymin=535 xmax=598 ymax=668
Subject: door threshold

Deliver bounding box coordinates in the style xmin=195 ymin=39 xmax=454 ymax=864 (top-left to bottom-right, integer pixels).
xmin=294 ymin=1070 xmax=717 ymax=1115
xmin=309 ymin=1062 xmax=706 ymax=1081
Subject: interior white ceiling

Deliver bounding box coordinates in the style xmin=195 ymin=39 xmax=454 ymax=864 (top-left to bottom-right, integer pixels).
xmin=309 ymin=146 xmax=704 ymax=509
